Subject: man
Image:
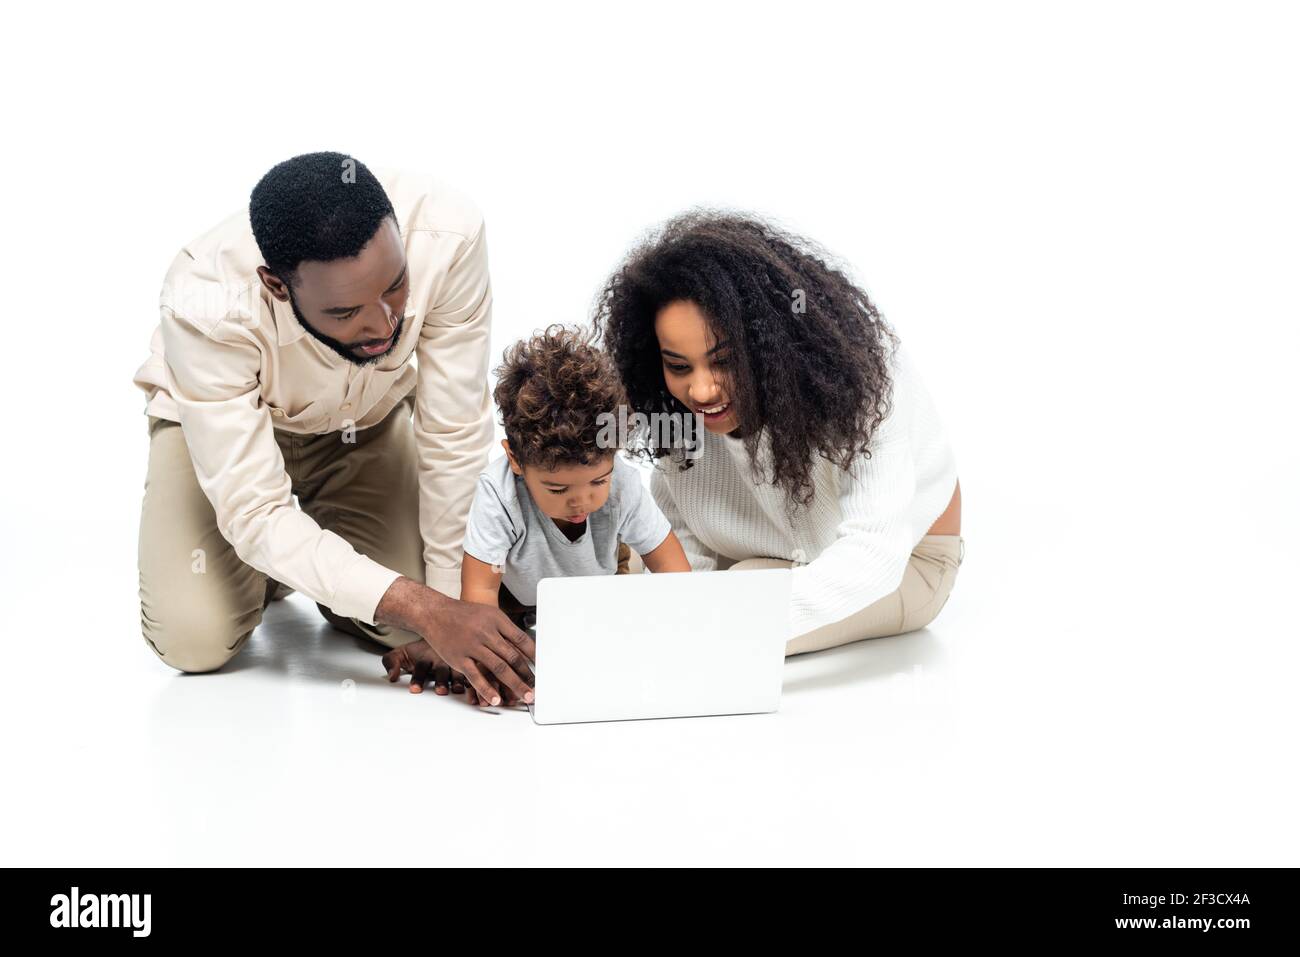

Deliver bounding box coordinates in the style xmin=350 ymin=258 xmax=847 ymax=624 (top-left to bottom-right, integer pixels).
xmin=133 ymin=152 xmax=534 ymax=706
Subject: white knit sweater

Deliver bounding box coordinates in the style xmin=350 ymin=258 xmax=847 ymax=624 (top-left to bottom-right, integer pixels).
xmin=649 ymin=341 xmax=958 ymax=638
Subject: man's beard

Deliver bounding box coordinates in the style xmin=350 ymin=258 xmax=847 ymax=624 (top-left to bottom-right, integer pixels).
xmin=289 ymin=292 xmax=403 ymax=367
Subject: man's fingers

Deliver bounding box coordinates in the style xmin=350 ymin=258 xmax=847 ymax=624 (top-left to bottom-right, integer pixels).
xmin=409 ymin=658 xmax=432 ymax=694
xmin=433 ymin=664 xmax=451 ymax=696
xmin=485 ymin=632 xmax=535 ymax=693
xmin=478 ymin=647 xmax=535 ymax=705
xmin=382 ymin=649 xmax=403 ymax=682
xmin=459 ymin=661 xmax=500 ymax=707
xmin=450 ymin=671 xmax=466 ymax=695
xmin=496 ymin=612 xmax=537 ymax=661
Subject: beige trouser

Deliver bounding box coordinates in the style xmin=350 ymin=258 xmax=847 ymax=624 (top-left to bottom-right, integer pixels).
xmin=627 ymin=534 xmax=964 ymax=656
xmin=138 ymin=395 xmax=425 ymax=673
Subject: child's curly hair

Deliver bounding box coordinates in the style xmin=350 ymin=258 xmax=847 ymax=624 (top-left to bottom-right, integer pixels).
xmin=493 ymin=324 xmax=628 ymax=470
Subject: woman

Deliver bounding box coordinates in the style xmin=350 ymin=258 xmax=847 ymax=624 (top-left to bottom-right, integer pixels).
xmin=596 ymin=212 xmax=963 ymax=655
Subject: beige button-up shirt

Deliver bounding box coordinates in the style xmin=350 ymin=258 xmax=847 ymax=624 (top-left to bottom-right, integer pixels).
xmin=132 ymin=169 xmax=493 ymax=623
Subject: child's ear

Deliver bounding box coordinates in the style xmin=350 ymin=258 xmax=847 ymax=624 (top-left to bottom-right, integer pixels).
xmin=502 ymin=441 xmax=524 ymax=476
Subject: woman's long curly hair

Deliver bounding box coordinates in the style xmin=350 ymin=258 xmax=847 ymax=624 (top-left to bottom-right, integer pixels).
xmin=594 ymin=211 xmax=898 ymax=509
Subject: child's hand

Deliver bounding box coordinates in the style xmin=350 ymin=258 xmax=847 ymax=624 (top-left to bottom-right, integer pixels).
xmin=382 ymin=640 xmax=468 ymax=696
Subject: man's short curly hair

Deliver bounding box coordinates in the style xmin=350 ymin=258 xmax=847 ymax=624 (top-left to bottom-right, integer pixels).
xmin=249 ymin=151 xmax=395 ymax=282
xmin=493 ymin=325 xmax=628 ymax=471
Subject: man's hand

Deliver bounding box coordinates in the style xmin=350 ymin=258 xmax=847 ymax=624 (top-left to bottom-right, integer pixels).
xmin=381 ymin=641 xmax=466 ymax=695
xmin=374 ymin=577 xmax=535 ymax=706
xmin=382 ymin=639 xmax=526 ymax=706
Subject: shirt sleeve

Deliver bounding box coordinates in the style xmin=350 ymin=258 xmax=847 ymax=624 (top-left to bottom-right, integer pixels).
xmin=788 ymin=401 xmax=917 ymax=637
xmin=413 ymin=221 xmax=496 ymax=600
xmin=161 ymin=309 xmax=401 ymax=625
xmin=649 ymin=467 xmax=719 ymax=572
xmin=460 ymin=474 xmax=520 ymax=569
xmin=614 ymin=460 xmax=673 ymax=559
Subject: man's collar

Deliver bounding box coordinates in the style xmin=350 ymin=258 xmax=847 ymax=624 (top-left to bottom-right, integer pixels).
xmin=269 ymin=289 xmax=308 ymax=347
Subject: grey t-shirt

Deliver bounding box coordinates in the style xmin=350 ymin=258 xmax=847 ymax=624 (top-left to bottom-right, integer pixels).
xmin=461 ymin=453 xmax=673 ymax=606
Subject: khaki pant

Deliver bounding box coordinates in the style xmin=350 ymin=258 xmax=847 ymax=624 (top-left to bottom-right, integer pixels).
xmin=627 ymin=534 xmax=964 ymax=656
xmin=138 ymin=395 xmax=425 ymax=673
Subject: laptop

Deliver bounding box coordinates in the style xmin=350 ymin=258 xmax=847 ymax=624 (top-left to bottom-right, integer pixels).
xmin=526 ymin=568 xmax=792 ymax=725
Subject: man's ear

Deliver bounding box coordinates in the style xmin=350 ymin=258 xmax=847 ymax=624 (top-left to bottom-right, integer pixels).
xmin=257 ymin=265 xmax=291 ymax=303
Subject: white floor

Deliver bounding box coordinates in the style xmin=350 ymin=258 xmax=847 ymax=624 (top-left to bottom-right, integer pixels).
xmin=3 ymin=487 xmax=1296 ymax=866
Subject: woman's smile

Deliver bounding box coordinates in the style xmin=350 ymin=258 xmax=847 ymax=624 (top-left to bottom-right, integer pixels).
xmin=694 ymin=401 xmax=731 ymax=422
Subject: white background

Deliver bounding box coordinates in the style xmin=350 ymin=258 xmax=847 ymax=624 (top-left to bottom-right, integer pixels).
xmin=0 ymin=1 xmax=1296 ymax=865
